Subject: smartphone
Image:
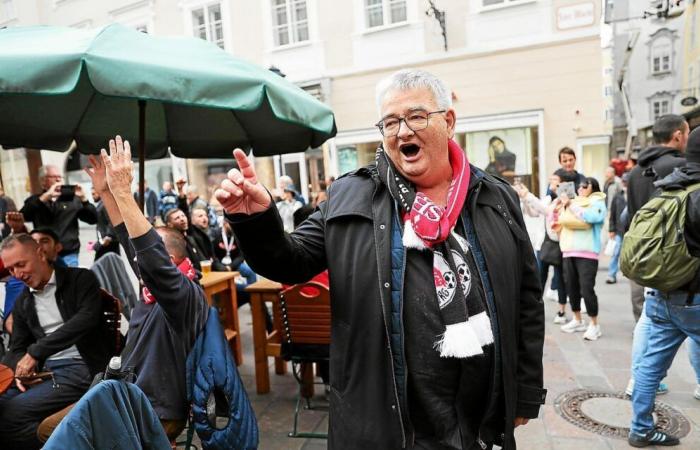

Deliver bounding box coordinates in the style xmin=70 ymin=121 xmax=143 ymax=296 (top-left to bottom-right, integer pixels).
xmin=556 ymin=181 xmax=576 ymax=199
xmin=58 ymin=185 xmax=76 ymax=201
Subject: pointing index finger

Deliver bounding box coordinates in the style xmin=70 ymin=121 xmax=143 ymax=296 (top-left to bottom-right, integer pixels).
xmin=233 ymin=149 xmax=256 ymax=181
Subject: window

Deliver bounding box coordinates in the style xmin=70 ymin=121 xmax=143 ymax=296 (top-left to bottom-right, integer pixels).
xmin=271 ymin=0 xmax=309 ymax=47
xmin=691 ymin=9 xmax=697 ymax=50
xmin=482 ymin=0 xmax=530 ymax=7
xmin=364 ymin=0 xmax=406 ymax=29
xmin=649 ymin=35 xmax=672 ymax=75
xmin=652 ymin=99 xmax=670 ymax=120
xmin=192 ymin=3 xmax=224 ymax=49
xmin=0 ymin=0 xmax=15 ymax=22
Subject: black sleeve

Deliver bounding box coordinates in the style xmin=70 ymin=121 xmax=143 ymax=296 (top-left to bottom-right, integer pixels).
xmin=77 ymin=200 xmax=98 ymax=225
xmin=114 ymin=223 xmax=140 ymax=278
xmin=685 ymin=191 xmax=700 ymax=257
xmin=178 ymin=195 xmax=190 ymax=218
xmin=131 ymin=228 xmax=206 ymax=328
xmin=20 ymin=195 xmax=51 ymax=224
xmin=609 ymin=196 xmax=618 ymax=232
xmin=27 ymin=270 xmax=102 ymax=361
xmin=227 ymin=202 xmax=327 ymax=285
xmin=503 ymin=186 xmax=547 ymax=418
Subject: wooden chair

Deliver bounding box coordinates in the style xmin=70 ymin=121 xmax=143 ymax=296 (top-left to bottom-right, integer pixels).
xmin=278 ymin=281 xmax=330 ymax=439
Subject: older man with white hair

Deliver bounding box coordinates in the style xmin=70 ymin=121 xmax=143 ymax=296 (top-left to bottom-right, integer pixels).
xmin=217 ymin=69 xmax=545 ymax=449
xmin=19 ymin=165 xmax=97 ymax=267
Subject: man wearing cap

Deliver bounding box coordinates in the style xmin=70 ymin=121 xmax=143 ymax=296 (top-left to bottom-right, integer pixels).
xmin=217 ymin=69 xmax=545 ymax=449
xmin=627 ymin=126 xmax=700 ymax=447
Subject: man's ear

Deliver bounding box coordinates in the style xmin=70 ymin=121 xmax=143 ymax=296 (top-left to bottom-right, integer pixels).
xmin=445 ymin=109 xmax=456 ymax=139
xmin=56 ymin=243 xmax=63 ymax=254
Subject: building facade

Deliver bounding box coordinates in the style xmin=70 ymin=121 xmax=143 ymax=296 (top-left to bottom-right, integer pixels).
xmin=608 ymin=0 xmax=688 ymax=153
xmin=0 ymin=0 xmax=609 ymax=204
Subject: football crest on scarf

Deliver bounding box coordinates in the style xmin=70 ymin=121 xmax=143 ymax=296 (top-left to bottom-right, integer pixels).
xmin=433 ymin=250 xmax=471 ymax=309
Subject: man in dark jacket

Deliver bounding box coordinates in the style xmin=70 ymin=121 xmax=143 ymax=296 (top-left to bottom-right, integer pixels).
xmin=19 ymin=165 xmax=97 ymax=267
xmin=0 ymin=183 xmax=17 ymax=240
xmin=133 ymin=181 xmax=158 ymax=224
xmin=91 ymin=188 xmax=120 ymax=261
xmin=216 ymin=69 xmax=545 ymax=449
xmin=606 ymin=173 xmax=627 ymax=284
xmin=0 ymin=233 xmax=109 ymax=450
xmin=628 ymin=126 xmax=700 ymax=448
xmin=626 ymin=115 xmax=688 ymax=320
xmin=84 ymin=141 xmax=208 ymax=440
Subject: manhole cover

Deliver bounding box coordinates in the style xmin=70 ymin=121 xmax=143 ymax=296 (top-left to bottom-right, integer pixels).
xmin=554 ymin=389 xmax=691 ymax=440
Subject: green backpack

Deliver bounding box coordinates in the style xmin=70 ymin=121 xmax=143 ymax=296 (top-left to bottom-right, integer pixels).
xmin=620 ymin=182 xmax=700 ymax=292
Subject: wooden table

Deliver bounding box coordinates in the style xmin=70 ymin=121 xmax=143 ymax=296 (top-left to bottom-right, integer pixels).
xmin=245 ymin=278 xmax=287 ymax=394
xmin=200 ymin=271 xmax=243 ymax=366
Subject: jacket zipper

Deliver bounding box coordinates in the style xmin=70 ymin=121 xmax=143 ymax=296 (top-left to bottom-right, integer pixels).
xmin=372 ymin=182 xmax=407 ymax=448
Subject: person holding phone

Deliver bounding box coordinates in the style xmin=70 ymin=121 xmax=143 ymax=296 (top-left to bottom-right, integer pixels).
xmin=19 ymin=165 xmax=97 ymax=267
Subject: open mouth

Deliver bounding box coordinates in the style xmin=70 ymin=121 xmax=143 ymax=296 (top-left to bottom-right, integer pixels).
xmin=400 ymin=143 xmax=421 ymax=158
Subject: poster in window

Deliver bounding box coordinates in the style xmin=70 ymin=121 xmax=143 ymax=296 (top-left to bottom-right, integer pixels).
xmin=466 ymin=127 xmax=534 ymax=186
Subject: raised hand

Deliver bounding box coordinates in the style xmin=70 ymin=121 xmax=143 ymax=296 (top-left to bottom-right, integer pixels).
xmin=215 ymin=149 xmax=271 ymax=215
xmin=101 ymin=135 xmax=134 ymax=198
xmin=5 ymin=211 xmax=26 ymax=233
xmin=39 ymin=182 xmax=62 ymax=203
xmin=84 ymin=154 xmax=109 ymax=195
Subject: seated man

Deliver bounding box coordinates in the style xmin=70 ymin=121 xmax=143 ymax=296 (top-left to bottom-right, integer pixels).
xmin=0 ymin=233 xmax=110 ymax=450
xmin=164 ymin=207 xmax=204 ymax=270
xmin=84 ymin=137 xmax=209 ymax=440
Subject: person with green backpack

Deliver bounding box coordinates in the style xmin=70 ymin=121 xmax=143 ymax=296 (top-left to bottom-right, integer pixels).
xmin=625 ymin=126 xmax=700 ymax=448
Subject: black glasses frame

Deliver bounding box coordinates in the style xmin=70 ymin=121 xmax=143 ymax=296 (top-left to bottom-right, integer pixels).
xmin=375 ymin=110 xmax=446 ymax=137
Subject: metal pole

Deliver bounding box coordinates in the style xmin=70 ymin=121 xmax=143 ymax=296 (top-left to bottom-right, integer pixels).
xmin=138 ymin=100 xmax=146 ymax=211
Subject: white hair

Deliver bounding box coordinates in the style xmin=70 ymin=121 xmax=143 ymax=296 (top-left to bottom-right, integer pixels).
xmin=375 ymin=69 xmax=452 ymax=113
xmin=37 ymin=165 xmax=59 ymax=181
xmin=186 ymin=185 xmax=198 ymax=195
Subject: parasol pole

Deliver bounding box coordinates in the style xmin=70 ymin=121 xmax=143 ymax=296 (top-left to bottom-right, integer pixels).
xmin=138 ymin=99 xmax=146 ymax=211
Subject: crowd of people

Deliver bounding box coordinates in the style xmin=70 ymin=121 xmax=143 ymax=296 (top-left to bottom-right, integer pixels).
xmin=514 ymin=113 xmax=700 ymax=447
xmin=0 ymin=69 xmax=697 ymax=449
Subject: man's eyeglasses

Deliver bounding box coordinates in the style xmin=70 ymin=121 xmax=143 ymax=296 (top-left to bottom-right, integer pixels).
xmin=375 ymin=110 xmax=446 ymax=137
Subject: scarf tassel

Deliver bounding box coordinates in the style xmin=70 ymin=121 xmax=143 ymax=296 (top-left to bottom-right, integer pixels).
xmin=434 ymin=312 xmax=494 ymax=358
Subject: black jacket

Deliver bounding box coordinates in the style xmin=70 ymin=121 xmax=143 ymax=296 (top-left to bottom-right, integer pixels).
xmin=626 ymin=146 xmax=685 ymax=224
xmin=4 ymin=267 xmax=111 ymax=376
xmin=654 ymin=163 xmax=700 ymax=257
xmin=608 ymin=190 xmax=627 ymax=237
xmin=229 ymin=165 xmax=545 ymax=449
xmin=21 ymin=194 xmax=97 ymax=255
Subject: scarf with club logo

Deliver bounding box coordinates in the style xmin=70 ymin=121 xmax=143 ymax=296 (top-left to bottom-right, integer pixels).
xmin=376 ymin=139 xmax=493 ymax=358
xmin=142 ymin=257 xmax=197 ymax=305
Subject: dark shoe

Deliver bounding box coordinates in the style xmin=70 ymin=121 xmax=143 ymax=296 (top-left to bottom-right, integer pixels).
xmin=628 ymin=429 xmax=680 ymax=447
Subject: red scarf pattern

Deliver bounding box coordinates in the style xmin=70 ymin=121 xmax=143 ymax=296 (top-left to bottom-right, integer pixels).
xmin=142 ymin=257 xmax=196 ymax=304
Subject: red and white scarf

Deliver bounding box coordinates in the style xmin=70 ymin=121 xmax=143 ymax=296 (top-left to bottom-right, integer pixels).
xmin=376 ymin=139 xmax=493 ymax=359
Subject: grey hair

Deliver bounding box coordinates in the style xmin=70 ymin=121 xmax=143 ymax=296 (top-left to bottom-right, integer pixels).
xmin=375 ymin=69 xmax=452 ymax=112
xmin=0 ymin=233 xmax=39 ymax=254
xmin=37 ymin=165 xmax=59 ymax=182
xmin=185 ymin=185 xmax=198 ymax=195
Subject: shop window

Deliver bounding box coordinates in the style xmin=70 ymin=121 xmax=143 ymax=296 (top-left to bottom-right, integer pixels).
xmin=460 ymin=126 xmax=539 ymax=193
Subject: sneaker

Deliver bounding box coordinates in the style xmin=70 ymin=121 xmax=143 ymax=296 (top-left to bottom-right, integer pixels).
xmin=628 ymin=429 xmax=680 ymax=447
xmin=625 ymin=379 xmax=669 ymax=397
xmin=694 ymin=385 xmax=700 ymax=400
xmin=545 ymin=288 xmax=558 ymax=302
xmin=605 ymin=276 xmax=617 ymax=284
xmin=553 ymin=312 xmax=568 ymax=324
xmin=561 ymin=319 xmax=587 ymax=333
xmin=583 ymin=324 xmax=602 ymax=341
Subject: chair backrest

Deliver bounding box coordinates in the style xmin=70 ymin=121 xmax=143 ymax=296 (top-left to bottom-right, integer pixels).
xmin=99 ymin=288 xmax=123 ymax=355
xmin=279 ymin=281 xmax=330 ymax=345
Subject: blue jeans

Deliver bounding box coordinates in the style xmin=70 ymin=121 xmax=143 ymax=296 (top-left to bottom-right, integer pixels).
xmin=630 ymin=290 xmax=700 ymax=435
xmin=607 ymin=235 xmax=622 ymax=279
xmin=0 ymin=359 xmax=92 ymax=449
xmin=57 ymin=252 xmax=79 ymax=268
